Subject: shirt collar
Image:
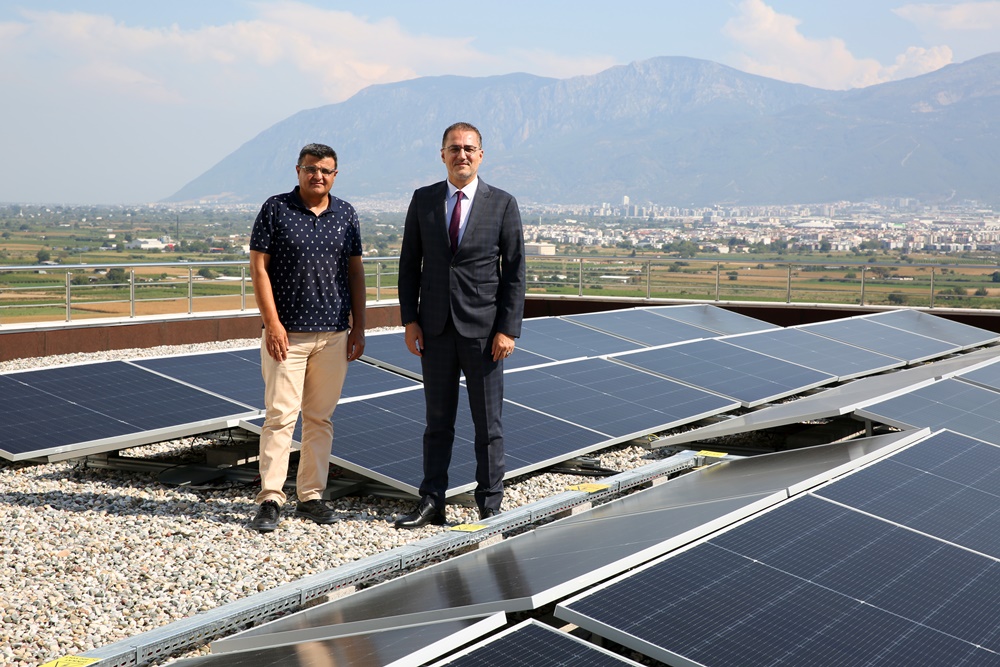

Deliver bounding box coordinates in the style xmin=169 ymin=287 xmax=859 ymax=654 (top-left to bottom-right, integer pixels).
xmin=447 ymin=177 xmax=478 ymax=200
xmin=290 ymin=186 xmax=332 ymax=214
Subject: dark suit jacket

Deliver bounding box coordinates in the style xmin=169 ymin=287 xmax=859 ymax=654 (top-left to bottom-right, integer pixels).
xmin=398 ymin=179 xmax=525 ymax=339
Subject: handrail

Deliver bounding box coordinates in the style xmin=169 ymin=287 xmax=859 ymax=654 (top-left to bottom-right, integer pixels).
xmin=3 ymin=255 xmax=1000 ymax=326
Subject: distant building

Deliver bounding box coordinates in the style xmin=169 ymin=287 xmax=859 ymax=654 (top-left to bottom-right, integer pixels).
xmin=126 ymin=236 xmax=174 ymax=251
xmin=525 ymin=242 xmax=557 ymax=256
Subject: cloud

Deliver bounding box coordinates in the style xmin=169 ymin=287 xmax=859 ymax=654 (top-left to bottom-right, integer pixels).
xmin=723 ymin=0 xmax=953 ymax=89
xmin=5 ymin=2 xmax=608 ymax=107
xmin=895 ymin=1 xmax=1000 ymax=30
xmin=893 ymin=2 xmax=1000 ymax=61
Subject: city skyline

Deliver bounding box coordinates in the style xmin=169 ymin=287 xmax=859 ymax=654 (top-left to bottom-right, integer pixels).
xmin=1 ymin=1 xmax=999 ymax=204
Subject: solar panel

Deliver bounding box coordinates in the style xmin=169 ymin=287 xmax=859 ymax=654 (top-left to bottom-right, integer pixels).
xmin=169 ymin=614 xmax=506 ymax=667
xmin=957 ymin=358 xmax=1000 ymax=393
xmin=558 ymin=465 xmax=1000 ymax=667
xmin=722 ymin=327 xmax=904 ymax=381
xmin=800 ymin=316 xmax=959 ymax=363
xmin=132 ymin=350 xmax=264 ymax=408
xmin=645 ymin=304 xmax=777 ymax=335
xmin=430 ymin=620 xmax=644 ymax=667
xmin=656 ymin=345 xmax=1000 ymax=448
xmin=361 ymin=331 xmax=423 ymax=378
xmin=517 ymin=317 xmax=643 ymax=360
xmin=227 ymin=436 xmax=910 ymax=649
xmin=612 ymin=339 xmax=835 ymax=407
xmin=503 ymin=358 xmax=737 ymax=439
xmin=244 ymin=384 xmax=603 ymax=496
xmin=856 ymin=378 xmax=1000 ymax=446
xmin=564 ymin=308 xmax=717 ymax=347
xmin=865 ymin=309 xmax=1000 ymax=349
xmin=815 ymin=431 xmax=1000 ymax=557
xmin=0 ymin=361 xmax=257 ymax=461
xmin=133 ymin=349 xmax=419 ymax=406
xmin=361 ymin=330 xmax=556 ymax=378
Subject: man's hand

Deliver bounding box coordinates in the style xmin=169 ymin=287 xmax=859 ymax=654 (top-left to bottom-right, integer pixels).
xmin=492 ymin=332 xmax=515 ymax=362
xmin=347 ymin=328 xmax=366 ymax=361
xmin=404 ymin=322 xmax=424 ymax=357
xmin=264 ymin=322 xmax=289 ymax=362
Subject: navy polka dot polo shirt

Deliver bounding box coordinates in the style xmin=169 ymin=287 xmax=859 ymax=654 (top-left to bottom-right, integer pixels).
xmin=250 ymin=187 xmax=363 ymax=332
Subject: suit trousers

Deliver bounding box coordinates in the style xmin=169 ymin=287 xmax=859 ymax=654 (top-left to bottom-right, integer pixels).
xmin=256 ymin=330 xmax=348 ymax=505
xmin=419 ymin=318 xmax=506 ymax=513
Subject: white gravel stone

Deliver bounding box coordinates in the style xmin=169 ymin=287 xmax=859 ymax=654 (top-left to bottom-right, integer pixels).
xmin=0 ymin=336 xmax=679 ymax=667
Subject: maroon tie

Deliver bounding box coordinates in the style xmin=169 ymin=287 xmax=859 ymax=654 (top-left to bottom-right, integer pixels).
xmin=449 ymin=191 xmax=464 ymax=254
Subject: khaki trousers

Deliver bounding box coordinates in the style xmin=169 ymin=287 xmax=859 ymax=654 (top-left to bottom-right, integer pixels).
xmin=255 ymin=330 xmax=348 ymax=505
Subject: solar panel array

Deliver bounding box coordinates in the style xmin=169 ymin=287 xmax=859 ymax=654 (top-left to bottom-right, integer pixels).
xmin=557 ymin=429 xmax=1000 ymax=666
xmin=4 ymin=306 xmax=997 ymax=506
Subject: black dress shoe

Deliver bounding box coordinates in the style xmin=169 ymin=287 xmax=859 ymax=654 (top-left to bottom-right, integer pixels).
xmin=250 ymin=500 xmax=281 ymax=533
xmin=479 ymin=507 xmax=499 ymax=521
xmin=395 ymin=497 xmax=446 ymax=529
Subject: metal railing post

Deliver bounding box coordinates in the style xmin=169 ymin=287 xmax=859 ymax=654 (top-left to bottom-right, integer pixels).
xmin=930 ymin=268 xmax=935 ymax=308
xmin=786 ymin=265 xmax=792 ymax=303
xmin=645 ymin=260 xmax=651 ymax=299
xmin=240 ymin=266 xmax=247 ymax=311
xmin=188 ymin=267 xmax=194 ymax=314
xmin=860 ymin=266 xmax=866 ymax=305
xmin=375 ymin=262 xmax=382 ymax=301
xmin=65 ymin=271 xmax=72 ymax=322
xmin=715 ymin=262 xmax=720 ymax=301
xmin=129 ymin=269 xmax=136 ymax=318
xmin=578 ymin=258 xmax=584 ymax=296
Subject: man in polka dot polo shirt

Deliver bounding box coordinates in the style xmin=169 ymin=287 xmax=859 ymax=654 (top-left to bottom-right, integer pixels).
xmin=248 ymin=143 xmax=366 ymax=533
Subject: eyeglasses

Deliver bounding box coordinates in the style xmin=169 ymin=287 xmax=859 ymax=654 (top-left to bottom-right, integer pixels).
xmin=443 ymin=145 xmax=481 ymax=155
xmin=299 ymin=165 xmax=337 ymax=176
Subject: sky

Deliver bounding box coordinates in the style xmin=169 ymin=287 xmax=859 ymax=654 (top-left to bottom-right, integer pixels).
xmin=1 ymin=0 xmax=998 ymax=205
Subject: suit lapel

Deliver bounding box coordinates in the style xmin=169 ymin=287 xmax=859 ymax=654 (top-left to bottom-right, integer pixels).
xmin=455 ymin=179 xmax=490 ymax=255
xmin=430 ymin=181 xmax=450 ymax=250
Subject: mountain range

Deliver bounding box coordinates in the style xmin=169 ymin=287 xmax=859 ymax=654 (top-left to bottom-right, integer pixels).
xmin=167 ymin=54 xmax=1000 ymax=207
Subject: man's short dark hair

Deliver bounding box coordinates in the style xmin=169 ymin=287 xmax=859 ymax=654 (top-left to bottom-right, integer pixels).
xmin=298 ymin=143 xmax=337 ymax=168
xmin=441 ymin=123 xmax=482 ymax=149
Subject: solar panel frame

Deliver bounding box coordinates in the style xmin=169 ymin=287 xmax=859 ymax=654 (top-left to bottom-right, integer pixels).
xmin=172 ymin=613 xmax=507 ymax=667
xmin=798 ymin=316 xmax=959 ymax=364
xmin=644 ymin=304 xmax=778 ymax=335
xmin=611 ymin=338 xmax=836 ymax=407
xmin=563 ymin=308 xmax=718 ymax=347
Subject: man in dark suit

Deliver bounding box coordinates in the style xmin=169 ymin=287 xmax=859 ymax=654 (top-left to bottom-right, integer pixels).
xmin=395 ymin=121 xmax=526 ymax=528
